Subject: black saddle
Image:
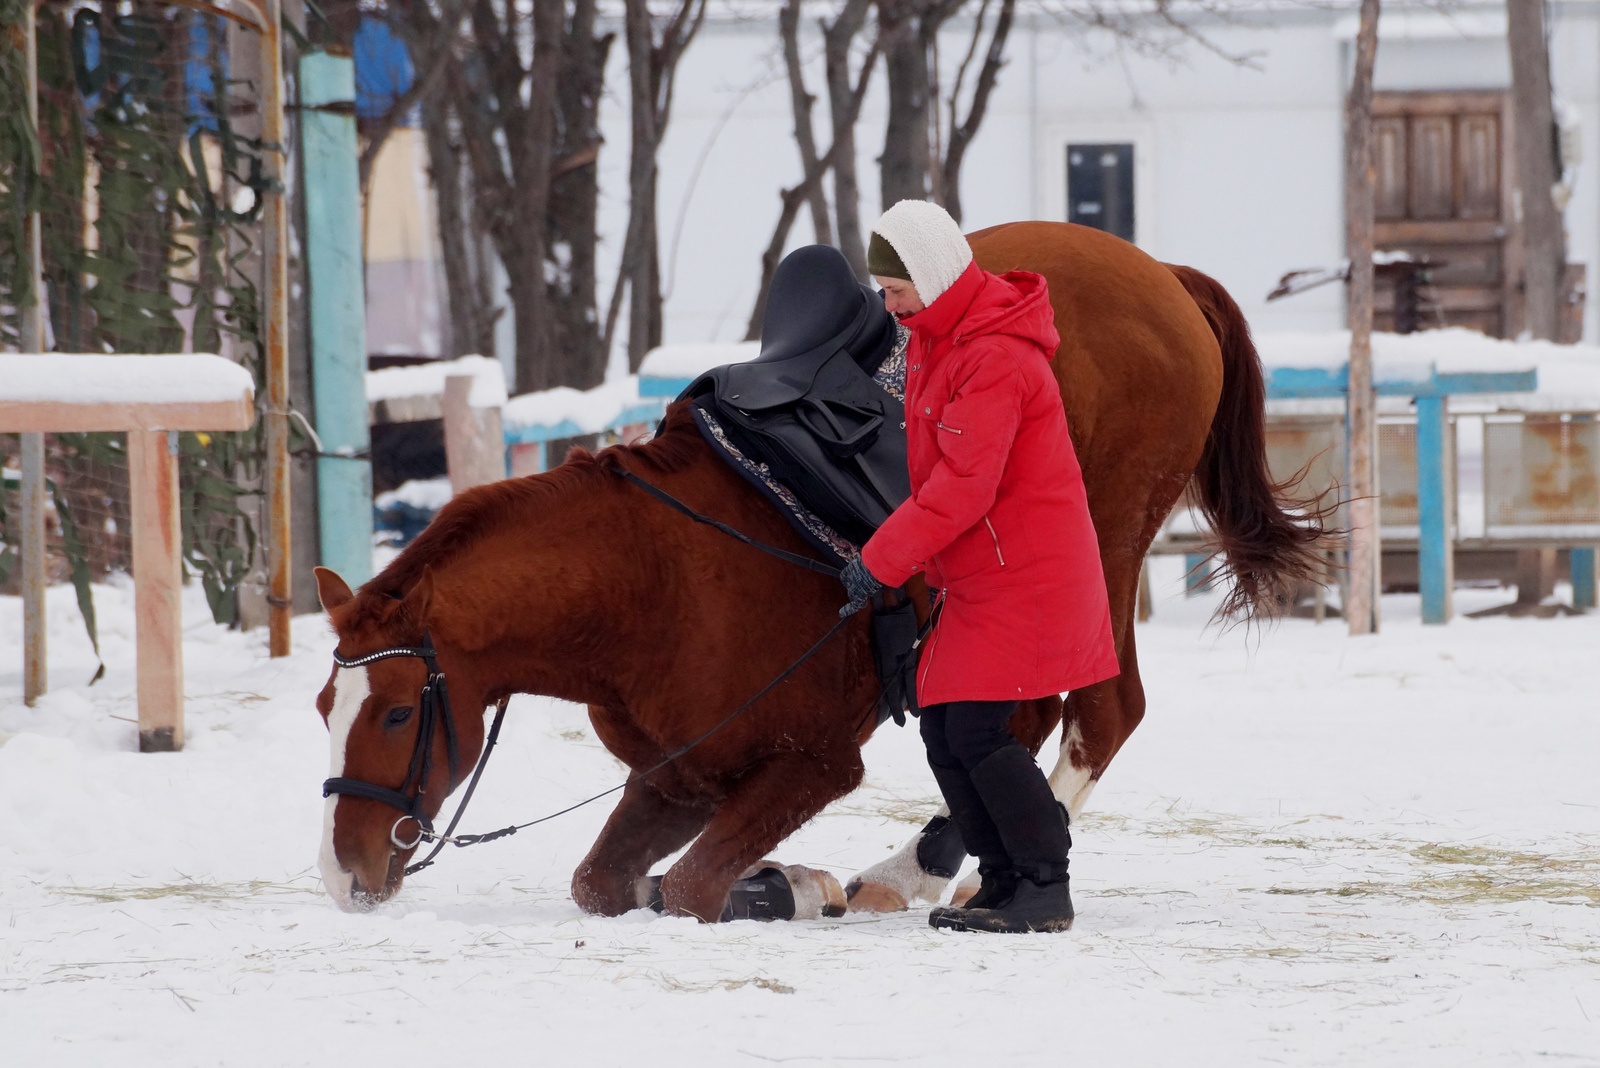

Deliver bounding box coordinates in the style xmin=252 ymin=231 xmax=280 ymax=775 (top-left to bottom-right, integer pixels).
xmin=684 ymin=245 xmax=909 ymax=547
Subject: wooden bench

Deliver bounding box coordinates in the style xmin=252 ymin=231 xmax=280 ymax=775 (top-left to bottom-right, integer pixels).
xmin=1 ymin=354 xmax=255 ymax=751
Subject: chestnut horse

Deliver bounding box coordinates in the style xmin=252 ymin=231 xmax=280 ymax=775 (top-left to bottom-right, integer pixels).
xmin=314 ymin=222 xmax=1322 ymax=919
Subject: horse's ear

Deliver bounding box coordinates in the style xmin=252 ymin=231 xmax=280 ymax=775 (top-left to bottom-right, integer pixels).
xmin=315 ymin=567 xmax=354 ymax=612
xmin=400 ymin=566 xmax=433 ymax=626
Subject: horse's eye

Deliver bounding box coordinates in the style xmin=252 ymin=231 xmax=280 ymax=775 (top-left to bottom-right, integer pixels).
xmin=385 ymin=705 xmax=414 ymax=726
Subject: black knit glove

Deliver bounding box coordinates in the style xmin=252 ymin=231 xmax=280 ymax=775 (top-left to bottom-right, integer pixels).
xmin=838 ymin=556 xmax=884 ymax=618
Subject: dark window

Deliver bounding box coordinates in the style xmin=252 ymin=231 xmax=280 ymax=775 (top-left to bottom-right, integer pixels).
xmin=1067 ymin=143 xmax=1135 ymax=242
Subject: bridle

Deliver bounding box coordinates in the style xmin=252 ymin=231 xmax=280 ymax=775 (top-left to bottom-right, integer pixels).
xmin=322 ymin=632 xmax=496 ymax=875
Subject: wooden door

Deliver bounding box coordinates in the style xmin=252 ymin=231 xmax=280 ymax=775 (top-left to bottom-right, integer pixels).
xmin=1370 ymin=91 xmax=1514 ymax=337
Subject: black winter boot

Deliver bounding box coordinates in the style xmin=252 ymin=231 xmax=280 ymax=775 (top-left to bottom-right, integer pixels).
xmin=930 ymin=746 xmax=1075 ymax=934
xmin=924 ymin=762 xmax=1020 ymax=927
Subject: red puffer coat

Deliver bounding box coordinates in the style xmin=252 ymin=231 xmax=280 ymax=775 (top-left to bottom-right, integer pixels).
xmin=862 ymin=261 xmax=1119 ymax=704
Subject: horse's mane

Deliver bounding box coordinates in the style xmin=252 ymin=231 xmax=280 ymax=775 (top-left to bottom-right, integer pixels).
xmin=345 ymin=402 xmax=706 ymax=630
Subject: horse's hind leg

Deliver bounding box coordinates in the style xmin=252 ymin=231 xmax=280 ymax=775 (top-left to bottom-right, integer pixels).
xmin=658 ymin=748 xmax=864 ymax=923
xmin=571 ymin=777 xmax=713 ymax=916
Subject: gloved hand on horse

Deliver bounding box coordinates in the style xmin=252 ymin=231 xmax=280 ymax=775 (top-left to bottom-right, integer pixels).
xmin=838 ymin=556 xmax=884 ymax=617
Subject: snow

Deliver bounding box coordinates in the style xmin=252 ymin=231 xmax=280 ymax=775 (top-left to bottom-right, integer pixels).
xmin=502 ymin=375 xmax=658 ymax=434
xmin=1257 ymin=329 xmax=1600 ymax=400
xmin=365 ymin=354 xmax=508 ymax=409
xmin=638 ymin=341 xmax=759 ymax=381
xmin=374 ymin=476 xmax=453 ymax=512
xmin=0 ymin=354 xmax=254 ymax=405
xmin=3 ymin=565 xmax=1599 ymax=1064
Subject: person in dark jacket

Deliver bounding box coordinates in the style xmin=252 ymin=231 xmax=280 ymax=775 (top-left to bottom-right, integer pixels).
xmin=839 ymin=200 xmax=1119 ymax=933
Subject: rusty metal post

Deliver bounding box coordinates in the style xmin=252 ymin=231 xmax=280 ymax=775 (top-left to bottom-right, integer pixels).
xmin=259 ymin=0 xmax=293 ymax=656
xmin=19 ymin=0 xmax=47 ymax=703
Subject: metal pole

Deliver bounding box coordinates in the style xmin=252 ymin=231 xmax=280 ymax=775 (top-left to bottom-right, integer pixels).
xmin=260 ymin=0 xmax=293 ymax=656
xmin=1415 ymin=395 xmax=1453 ymax=624
xmin=20 ymin=0 xmax=47 ymax=704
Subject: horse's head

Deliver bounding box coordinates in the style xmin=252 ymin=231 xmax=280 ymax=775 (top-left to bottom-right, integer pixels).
xmin=314 ymin=565 xmax=473 ymax=911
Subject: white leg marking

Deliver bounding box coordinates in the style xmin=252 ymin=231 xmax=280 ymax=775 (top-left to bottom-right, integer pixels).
xmin=319 ymin=666 xmax=370 ymax=911
xmin=1046 ymin=720 xmax=1098 ymax=820
xmin=848 ymin=820 xmax=954 ymax=907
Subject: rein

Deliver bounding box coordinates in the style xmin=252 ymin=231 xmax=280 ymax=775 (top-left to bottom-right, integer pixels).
xmin=322 ymin=468 xmax=855 ymax=878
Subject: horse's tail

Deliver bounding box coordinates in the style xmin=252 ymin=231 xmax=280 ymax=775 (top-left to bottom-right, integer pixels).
xmin=1166 ymin=263 xmax=1335 ymax=621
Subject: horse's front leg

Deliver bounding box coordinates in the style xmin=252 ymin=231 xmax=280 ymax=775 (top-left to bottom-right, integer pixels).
xmin=572 ymin=776 xmax=713 ymax=916
xmin=658 ymin=748 xmax=863 ymax=922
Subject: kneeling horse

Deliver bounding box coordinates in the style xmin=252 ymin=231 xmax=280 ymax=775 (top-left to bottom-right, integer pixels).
xmin=312 ymin=222 xmax=1324 ymax=920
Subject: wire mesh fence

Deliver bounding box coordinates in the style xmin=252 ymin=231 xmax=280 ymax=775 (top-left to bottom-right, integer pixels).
xmin=1 ymin=0 xmax=273 ymax=635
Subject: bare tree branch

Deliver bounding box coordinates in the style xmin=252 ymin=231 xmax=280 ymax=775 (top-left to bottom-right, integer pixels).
xmin=823 ymin=0 xmax=877 ymax=278
xmin=746 ymin=38 xmax=883 ymax=340
xmin=939 ymin=0 xmax=1013 ymax=222
xmin=780 ymin=0 xmax=834 ymax=244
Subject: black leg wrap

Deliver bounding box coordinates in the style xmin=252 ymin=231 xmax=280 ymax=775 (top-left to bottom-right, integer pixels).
xmin=722 ymin=866 xmax=796 ymax=922
xmin=914 ymin=815 xmax=970 ymax=880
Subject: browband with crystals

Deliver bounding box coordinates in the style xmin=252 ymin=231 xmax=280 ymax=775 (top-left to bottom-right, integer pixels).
xmin=332 ymin=646 xmax=434 ymax=668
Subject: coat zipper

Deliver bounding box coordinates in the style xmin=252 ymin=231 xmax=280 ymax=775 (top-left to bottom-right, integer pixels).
xmin=936 ymin=422 xmax=963 ymax=435
xmin=917 ymin=590 xmax=946 ymax=696
xmin=984 ymin=516 xmax=1006 ymax=567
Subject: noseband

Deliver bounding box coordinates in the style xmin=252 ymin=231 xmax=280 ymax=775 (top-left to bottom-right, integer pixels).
xmin=322 ymin=634 xmax=463 ymax=858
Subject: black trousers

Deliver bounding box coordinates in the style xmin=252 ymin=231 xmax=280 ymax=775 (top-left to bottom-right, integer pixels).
xmin=919 ymin=700 xmax=1019 ymax=771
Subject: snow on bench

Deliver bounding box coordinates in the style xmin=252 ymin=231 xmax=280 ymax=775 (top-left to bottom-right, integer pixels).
xmin=0 ymin=353 xmax=256 ymax=753
xmin=0 ymin=353 xmax=256 ymax=432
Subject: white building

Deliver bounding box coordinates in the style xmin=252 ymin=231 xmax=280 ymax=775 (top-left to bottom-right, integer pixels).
xmin=615 ymin=1 xmax=1598 ymax=349
xmin=371 ymin=2 xmax=1600 ymax=371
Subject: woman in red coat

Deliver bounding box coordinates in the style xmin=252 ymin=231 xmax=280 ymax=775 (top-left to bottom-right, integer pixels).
xmin=839 ymin=199 xmax=1119 ymax=933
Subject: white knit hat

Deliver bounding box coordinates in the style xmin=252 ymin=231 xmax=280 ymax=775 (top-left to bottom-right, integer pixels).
xmin=868 ymin=200 xmax=974 ymax=305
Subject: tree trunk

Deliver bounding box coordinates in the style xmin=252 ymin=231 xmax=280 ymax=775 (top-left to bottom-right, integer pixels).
xmin=421 ymin=93 xmax=484 ymax=358
xmin=824 ymin=0 xmax=875 ymax=278
xmin=1345 ymin=0 xmax=1381 ymax=636
xmin=624 ymin=0 xmax=661 ymax=372
xmin=547 ymin=0 xmax=611 ymax=389
xmin=1508 ymin=0 xmax=1565 ymax=341
xmin=878 ymin=0 xmax=933 ymax=207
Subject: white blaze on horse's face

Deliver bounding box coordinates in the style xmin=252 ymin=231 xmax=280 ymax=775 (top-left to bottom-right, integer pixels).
xmin=319 ymin=665 xmax=371 ymax=911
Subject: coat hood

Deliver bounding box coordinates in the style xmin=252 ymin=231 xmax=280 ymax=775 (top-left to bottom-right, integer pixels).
xmin=905 ymin=262 xmax=1061 ymax=360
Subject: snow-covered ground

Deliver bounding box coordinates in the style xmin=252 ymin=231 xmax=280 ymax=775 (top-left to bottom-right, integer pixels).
xmin=3 ymin=561 xmax=1598 ymax=1066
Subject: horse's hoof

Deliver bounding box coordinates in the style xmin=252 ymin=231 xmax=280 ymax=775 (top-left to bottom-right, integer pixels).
xmin=843 ymin=879 xmax=909 ymax=913
xmin=781 ymin=864 xmax=847 ymax=919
